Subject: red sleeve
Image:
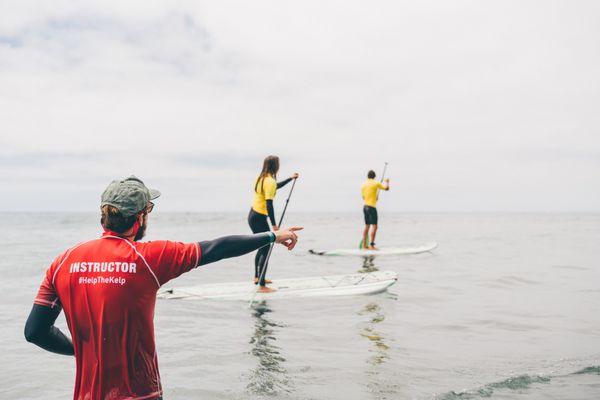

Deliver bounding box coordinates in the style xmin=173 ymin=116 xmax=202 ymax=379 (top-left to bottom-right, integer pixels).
xmin=34 ymin=254 xmax=63 ymax=309
xmin=140 ymin=241 xmax=201 ymax=285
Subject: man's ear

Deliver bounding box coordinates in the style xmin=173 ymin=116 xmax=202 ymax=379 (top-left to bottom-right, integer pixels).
xmin=137 ymin=213 xmax=145 ymax=225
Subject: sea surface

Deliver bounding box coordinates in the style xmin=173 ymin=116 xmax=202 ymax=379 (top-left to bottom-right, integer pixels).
xmin=0 ymin=212 xmax=599 ymax=399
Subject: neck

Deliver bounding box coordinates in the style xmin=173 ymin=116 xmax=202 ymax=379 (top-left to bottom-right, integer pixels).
xmin=123 ymin=232 xmax=136 ymax=241
xmin=121 ymin=220 xmax=140 ymax=241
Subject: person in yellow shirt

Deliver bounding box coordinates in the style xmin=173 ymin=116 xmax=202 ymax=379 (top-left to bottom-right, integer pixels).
xmin=248 ymin=155 xmax=299 ymax=292
xmin=361 ymin=170 xmax=390 ymax=250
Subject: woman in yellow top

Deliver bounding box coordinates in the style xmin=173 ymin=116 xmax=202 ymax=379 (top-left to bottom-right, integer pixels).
xmin=361 ymin=170 xmax=390 ymax=250
xmin=248 ymin=155 xmax=299 ymax=292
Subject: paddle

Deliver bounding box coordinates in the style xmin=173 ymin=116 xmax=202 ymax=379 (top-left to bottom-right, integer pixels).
xmin=249 ymin=177 xmax=298 ymax=306
xmin=377 ymin=162 xmax=388 ymax=200
xmin=360 ymin=162 xmax=388 ymax=249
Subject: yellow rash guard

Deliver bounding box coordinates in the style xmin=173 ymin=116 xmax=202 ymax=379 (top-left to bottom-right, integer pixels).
xmin=252 ymin=175 xmax=277 ymax=215
xmin=361 ymin=179 xmax=387 ymax=207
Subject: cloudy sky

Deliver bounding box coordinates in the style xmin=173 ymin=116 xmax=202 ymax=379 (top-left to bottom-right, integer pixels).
xmin=1 ymin=0 xmax=598 ymax=212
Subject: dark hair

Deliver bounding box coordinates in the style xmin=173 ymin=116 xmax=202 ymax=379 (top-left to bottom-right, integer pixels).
xmin=255 ymin=155 xmax=280 ymax=193
xmin=367 ymin=170 xmax=376 ymax=179
xmin=101 ymin=205 xmax=138 ymax=233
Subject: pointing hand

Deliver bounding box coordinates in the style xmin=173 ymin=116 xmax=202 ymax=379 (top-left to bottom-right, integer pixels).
xmin=274 ymin=226 xmax=303 ymax=250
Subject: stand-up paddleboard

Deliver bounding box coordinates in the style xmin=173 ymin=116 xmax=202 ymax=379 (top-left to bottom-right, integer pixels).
xmin=158 ymin=271 xmax=397 ymax=301
xmin=309 ymin=242 xmax=438 ymax=257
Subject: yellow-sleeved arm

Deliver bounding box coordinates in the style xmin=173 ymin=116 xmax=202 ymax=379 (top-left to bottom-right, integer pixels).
xmin=377 ymin=181 xmax=388 ymax=190
xmin=263 ymin=177 xmax=277 ymax=200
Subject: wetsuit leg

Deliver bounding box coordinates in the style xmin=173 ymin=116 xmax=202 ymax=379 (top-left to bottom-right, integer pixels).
xmin=248 ymin=209 xmax=271 ymax=284
xmin=256 ymin=246 xmax=270 ymax=285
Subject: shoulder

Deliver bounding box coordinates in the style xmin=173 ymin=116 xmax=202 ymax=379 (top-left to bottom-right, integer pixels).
xmin=136 ymin=240 xmax=198 ymax=258
xmin=55 ymin=239 xmax=100 ymax=264
xmin=47 ymin=239 xmax=99 ymax=280
xmin=264 ymin=176 xmax=277 ymax=187
xmin=136 ymin=240 xmax=200 ymax=271
xmin=134 ymin=240 xmax=171 ymax=255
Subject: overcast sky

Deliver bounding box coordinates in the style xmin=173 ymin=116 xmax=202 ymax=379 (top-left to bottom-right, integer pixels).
xmin=1 ymin=0 xmax=598 ymax=212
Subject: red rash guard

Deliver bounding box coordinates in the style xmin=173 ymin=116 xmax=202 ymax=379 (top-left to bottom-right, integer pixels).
xmin=34 ymin=231 xmax=200 ymax=400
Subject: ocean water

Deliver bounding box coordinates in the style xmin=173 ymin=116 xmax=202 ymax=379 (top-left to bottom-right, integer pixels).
xmin=0 ymin=212 xmax=599 ymax=399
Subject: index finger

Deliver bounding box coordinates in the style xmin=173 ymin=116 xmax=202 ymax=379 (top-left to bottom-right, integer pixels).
xmin=288 ymin=226 xmax=304 ymax=231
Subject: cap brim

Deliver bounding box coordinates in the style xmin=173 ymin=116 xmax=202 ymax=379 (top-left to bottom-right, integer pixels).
xmin=149 ymin=189 xmax=161 ymax=200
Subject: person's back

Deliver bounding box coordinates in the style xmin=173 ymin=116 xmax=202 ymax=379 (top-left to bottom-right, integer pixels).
xmin=252 ymin=174 xmax=277 ymax=216
xmin=361 ymin=178 xmax=386 ymax=208
xmin=36 ymin=232 xmax=199 ymax=399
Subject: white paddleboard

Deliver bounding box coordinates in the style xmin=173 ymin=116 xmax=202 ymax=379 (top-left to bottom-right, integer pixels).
xmin=158 ymin=270 xmax=397 ymax=301
xmin=309 ymin=242 xmax=438 ymax=256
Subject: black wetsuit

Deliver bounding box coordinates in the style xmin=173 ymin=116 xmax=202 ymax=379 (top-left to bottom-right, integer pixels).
xmin=24 ymin=232 xmax=275 ymax=356
xmin=248 ymin=177 xmax=293 ymax=285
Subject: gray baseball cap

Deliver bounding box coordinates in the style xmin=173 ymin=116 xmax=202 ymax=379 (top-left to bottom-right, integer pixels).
xmin=101 ymin=176 xmax=161 ymax=217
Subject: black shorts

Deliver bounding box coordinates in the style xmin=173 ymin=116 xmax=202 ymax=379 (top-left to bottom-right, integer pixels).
xmin=363 ymin=206 xmax=378 ymax=225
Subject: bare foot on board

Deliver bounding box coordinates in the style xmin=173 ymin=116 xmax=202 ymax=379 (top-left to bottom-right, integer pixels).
xmin=254 ymin=278 xmax=273 ymax=284
xmin=258 ymin=285 xmax=277 ymax=293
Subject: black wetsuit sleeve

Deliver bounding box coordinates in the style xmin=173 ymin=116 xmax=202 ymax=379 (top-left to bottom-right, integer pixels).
xmin=24 ymin=304 xmax=74 ymax=356
xmin=266 ymin=200 xmax=276 ymax=226
xmin=277 ymin=177 xmax=292 ymax=189
xmin=199 ymin=232 xmax=275 ymax=266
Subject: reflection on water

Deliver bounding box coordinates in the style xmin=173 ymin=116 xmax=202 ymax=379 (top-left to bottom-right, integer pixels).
xmin=246 ymin=301 xmax=293 ymax=396
xmin=357 ymin=257 xmax=389 ymax=367
xmin=359 ymin=302 xmax=389 ymax=366
xmin=359 ymin=256 xmax=378 ymax=273
xmin=359 ymin=301 xmax=401 ymax=398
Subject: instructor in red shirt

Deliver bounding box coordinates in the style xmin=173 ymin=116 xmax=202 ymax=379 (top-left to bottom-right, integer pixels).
xmin=24 ymin=176 xmax=301 ymax=400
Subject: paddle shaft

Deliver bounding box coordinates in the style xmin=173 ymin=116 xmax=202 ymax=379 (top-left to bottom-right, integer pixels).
xmin=276 ymin=177 xmax=297 ymax=228
xmin=376 ymin=162 xmax=388 ymax=200
xmin=380 ymin=162 xmax=388 ymax=182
